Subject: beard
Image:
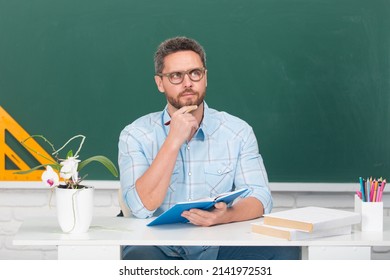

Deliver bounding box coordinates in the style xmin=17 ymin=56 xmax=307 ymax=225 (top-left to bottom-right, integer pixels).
xmin=166 ymin=88 xmax=206 ymax=110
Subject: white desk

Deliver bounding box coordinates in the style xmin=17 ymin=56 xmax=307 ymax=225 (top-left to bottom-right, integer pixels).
xmin=13 ymin=216 xmax=390 ymax=260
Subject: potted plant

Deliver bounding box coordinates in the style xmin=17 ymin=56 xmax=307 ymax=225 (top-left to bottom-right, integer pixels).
xmin=16 ymin=134 xmax=118 ymax=233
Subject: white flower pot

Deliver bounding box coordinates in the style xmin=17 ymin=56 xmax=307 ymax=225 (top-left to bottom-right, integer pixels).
xmin=55 ymin=186 xmax=94 ymax=233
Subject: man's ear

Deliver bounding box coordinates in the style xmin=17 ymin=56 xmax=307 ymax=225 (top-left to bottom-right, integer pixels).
xmin=154 ymin=75 xmax=165 ymax=93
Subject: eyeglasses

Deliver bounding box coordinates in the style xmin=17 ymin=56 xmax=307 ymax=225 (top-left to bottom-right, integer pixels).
xmin=157 ymin=67 xmax=206 ymax=85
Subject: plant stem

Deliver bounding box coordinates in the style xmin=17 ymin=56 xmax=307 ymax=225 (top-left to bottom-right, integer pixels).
xmin=20 ymin=135 xmax=57 ymax=164
xmin=54 ymin=135 xmax=86 ymax=157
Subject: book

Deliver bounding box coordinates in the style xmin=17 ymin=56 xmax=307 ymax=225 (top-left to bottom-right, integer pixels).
xmin=263 ymin=206 xmax=361 ymax=233
xmin=251 ymin=221 xmax=352 ymax=240
xmin=147 ymin=188 xmax=248 ymax=226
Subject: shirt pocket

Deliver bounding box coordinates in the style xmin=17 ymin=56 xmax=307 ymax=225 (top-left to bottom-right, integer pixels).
xmin=204 ymin=162 xmax=234 ymax=194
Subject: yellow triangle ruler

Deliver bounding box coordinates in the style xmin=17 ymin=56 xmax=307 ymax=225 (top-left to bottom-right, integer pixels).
xmin=0 ymin=106 xmax=55 ymax=180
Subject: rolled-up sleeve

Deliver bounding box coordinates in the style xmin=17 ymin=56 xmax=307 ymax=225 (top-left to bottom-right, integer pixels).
xmin=118 ymin=125 xmax=155 ymax=218
xmin=235 ymin=126 xmax=273 ymax=214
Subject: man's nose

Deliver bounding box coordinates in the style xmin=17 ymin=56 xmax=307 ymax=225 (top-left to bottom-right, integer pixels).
xmin=182 ymin=73 xmax=193 ymax=87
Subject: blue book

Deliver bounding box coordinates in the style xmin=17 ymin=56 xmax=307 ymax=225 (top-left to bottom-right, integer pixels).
xmin=147 ymin=188 xmax=249 ymax=226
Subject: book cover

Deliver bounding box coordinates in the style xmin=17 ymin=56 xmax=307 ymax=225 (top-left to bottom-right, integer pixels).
xmin=263 ymin=207 xmax=361 ymax=233
xmin=147 ymin=188 xmax=248 ymax=226
xmin=251 ymin=221 xmax=352 ymax=241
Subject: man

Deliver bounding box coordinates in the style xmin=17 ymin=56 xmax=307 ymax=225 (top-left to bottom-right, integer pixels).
xmin=118 ymin=36 xmax=300 ymax=260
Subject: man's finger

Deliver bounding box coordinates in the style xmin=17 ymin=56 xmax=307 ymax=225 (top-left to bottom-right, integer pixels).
xmin=175 ymin=105 xmax=198 ymax=115
xmin=184 ymin=105 xmax=198 ymax=113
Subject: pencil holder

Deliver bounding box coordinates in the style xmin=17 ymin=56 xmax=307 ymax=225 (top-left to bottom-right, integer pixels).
xmin=354 ymin=195 xmax=383 ymax=231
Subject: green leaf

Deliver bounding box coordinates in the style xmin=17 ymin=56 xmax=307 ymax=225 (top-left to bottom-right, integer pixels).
xmin=13 ymin=163 xmax=61 ymax=174
xmin=78 ymin=155 xmax=118 ymax=177
xmin=67 ymin=150 xmax=73 ymax=158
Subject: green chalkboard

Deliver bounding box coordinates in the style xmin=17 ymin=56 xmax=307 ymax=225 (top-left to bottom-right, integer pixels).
xmin=1 ymin=0 xmax=389 ymax=182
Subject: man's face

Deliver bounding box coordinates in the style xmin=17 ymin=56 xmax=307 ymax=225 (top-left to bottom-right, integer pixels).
xmin=155 ymin=50 xmax=207 ymax=112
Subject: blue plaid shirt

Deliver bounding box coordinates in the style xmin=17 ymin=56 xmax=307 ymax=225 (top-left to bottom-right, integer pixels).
xmin=118 ymin=102 xmax=272 ymax=259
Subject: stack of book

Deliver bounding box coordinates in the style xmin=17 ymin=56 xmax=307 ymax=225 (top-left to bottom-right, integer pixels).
xmin=251 ymin=207 xmax=361 ymax=241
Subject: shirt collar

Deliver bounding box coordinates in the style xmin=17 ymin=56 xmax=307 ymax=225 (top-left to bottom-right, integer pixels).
xmin=200 ymin=102 xmax=221 ymax=137
xmin=162 ymin=107 xmax=171 ymax=126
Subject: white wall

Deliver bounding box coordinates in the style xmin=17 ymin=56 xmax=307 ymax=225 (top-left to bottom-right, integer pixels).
xmin=0 ymin=182 xmax=389 ymax=260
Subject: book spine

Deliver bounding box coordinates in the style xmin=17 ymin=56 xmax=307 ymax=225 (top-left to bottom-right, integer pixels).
xmin=263 ymin=217 xmax=313 ymax=232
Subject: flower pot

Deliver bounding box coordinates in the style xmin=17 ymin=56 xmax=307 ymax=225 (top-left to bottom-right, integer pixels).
xmin=55 ymin=186 xmax=94 ymax=233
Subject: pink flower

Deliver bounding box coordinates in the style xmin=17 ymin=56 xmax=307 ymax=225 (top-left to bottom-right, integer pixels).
xmin=41 ymin=166 xmax=60 ymax=188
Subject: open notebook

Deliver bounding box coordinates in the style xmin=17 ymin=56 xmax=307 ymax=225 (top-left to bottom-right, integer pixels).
xmin=147 ymin=188 xmax=248 ymax=226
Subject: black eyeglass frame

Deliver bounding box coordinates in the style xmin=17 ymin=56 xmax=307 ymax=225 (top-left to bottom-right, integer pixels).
xmin=156 ymin=67 xmax=207 ymax=85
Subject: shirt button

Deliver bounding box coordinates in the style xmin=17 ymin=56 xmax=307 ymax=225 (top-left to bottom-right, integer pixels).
xmin=218 ymin=170 xmax=222 ymax=174
xmin=187 ymin=145 xmax=190 ymax=150
xmin=188 ymin=172 xmax=192 ymax=176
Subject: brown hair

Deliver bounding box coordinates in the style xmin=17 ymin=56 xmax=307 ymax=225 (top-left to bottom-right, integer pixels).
xmin=154 ymin=36 xmax=206 ymax=74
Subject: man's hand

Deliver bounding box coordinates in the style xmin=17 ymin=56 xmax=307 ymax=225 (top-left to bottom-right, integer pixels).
xmin=167 ymin=105 xmax=198 ymax=147
xmin=181 ymin=202 xmax=229 ymax=227
xmin=180 ymin=197 xmax=264 ymax=227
